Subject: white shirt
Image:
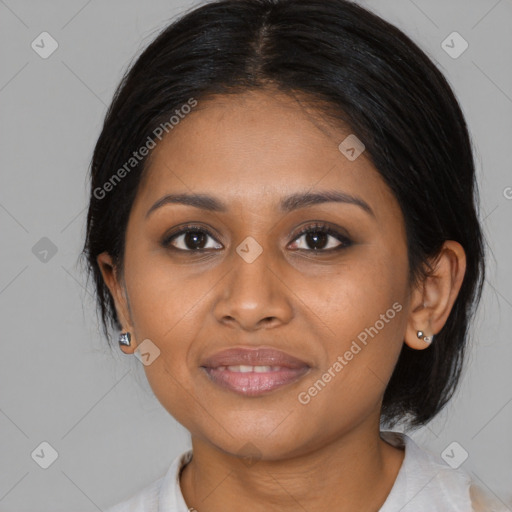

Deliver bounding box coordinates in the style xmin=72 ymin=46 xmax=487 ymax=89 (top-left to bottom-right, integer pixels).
xmin=103 ymin=431 xmax=507 ymax=512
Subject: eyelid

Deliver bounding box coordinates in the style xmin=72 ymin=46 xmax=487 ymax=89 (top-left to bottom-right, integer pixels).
xmin=288 ymin=221 xmax=352 ymax=251
xmin=162 ymin=221 xmax=353 ymax=252
xmin=161 ymin=223 xmax=223 ymax=250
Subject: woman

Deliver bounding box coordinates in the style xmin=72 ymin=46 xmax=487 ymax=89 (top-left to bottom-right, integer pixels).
xmin=81 ymin=0 xmax=505 ymax=510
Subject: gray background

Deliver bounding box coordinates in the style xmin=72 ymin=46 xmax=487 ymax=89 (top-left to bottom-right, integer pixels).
xmin=1 ymin=0 xmax=511 ymax=510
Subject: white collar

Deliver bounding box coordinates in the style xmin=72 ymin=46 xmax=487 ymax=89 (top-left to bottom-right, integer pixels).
xmin=156 ymin=432 xmax=473 ymax=511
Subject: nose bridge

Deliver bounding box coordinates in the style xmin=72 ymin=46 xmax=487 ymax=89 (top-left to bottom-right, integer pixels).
xmin=213 ymin=238 xmax=293 ymax=329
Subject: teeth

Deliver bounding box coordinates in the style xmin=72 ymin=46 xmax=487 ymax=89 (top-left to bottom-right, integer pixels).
xmin=221 ymin=365 xmax=280 ymax=372
xmin=254 ymin=366 xmax=273 ymax=373
xmin=228 ymin=365 xmax=253 ymax=373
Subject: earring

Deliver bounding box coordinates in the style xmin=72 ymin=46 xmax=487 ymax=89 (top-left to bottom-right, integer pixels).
xmin=119 ymin=331 xmax=131 ymax=347
xmin=417 ymin=330 xmax=434 ymax=344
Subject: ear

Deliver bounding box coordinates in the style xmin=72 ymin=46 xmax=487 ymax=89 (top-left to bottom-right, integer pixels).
xmin=404 ymin=240 xmax=466 ymax=350
xmin=96 ymin=251 xmax=137 ymax=354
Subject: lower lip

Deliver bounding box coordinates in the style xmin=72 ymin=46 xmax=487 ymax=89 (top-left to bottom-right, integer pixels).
xmin=202 ymin=367 xmax=310 ymax=396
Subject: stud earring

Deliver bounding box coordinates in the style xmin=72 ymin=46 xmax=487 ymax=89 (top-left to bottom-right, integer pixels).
xmin=119 ymin=331 xmax=131 ymax=347
xmin=417 ymin=330 xmax=434 ymax=344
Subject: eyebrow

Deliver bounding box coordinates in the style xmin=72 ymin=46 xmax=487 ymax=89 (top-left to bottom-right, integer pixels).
xmin=145 ymin=190 xmax=374 ymax=219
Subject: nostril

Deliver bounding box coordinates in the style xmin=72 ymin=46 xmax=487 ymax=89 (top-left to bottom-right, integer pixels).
xmin=261 ymin=316 xmax=277 ymax=326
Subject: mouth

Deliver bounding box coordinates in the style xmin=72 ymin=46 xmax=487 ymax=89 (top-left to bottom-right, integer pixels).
xmin=200 ymin=347 xmax=311 ymax=397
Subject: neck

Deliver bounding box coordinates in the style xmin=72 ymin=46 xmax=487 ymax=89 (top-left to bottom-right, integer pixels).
xmin=179 ymin=423 xmax=404 ymax=512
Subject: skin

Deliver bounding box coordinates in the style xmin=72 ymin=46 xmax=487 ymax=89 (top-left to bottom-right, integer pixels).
xmin=97 ymin=88 xmax=466 ymax=512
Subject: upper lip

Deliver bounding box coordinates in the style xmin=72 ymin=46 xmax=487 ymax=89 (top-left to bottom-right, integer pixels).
xmin=201 ymin=347 xmax=310 ymax=369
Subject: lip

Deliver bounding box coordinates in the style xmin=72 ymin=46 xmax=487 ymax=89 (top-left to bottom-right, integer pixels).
xmin=200 ymin=347 xmax=311 ymax=397
xmin=202 ymin=347 xmax=310 ymax=369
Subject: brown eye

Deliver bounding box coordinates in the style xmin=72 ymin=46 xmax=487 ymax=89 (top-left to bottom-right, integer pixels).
xmin=289 ymin=223 xmax=352 ymax=252
xmin=162 ymin=226 xmax=223 ymax=251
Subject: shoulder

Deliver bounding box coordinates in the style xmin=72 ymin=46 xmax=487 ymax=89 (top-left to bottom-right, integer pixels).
xmin=102 ymin=449 xmax=193 ymax=512
xmin=102 ymin=476 xmax=162 ymax=512
xmin=469 ymin=482 xmax=511 ymax=512
xmin=379 ymin=431 xmax=508 ymax=512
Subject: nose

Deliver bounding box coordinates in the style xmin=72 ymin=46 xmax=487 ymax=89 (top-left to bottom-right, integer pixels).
xmin=212 ymin=247 xmax=294 ymax=331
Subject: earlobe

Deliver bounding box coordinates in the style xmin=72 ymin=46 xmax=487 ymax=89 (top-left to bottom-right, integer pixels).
xmin=118 ymin=331 xmax=137 ymax=355
xmin=407 ymin=329 xmax=435 ymax=350
xmin=404 ymin=240 xmax=466 ymax=351
xmin=404 ymin=310 xmax=435 ymax=350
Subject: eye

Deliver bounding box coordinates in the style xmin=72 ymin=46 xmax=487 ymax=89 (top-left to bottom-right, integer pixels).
xmin=289 ymin=222 xmax=352 ymax=252
xmin=162 ymin=224 xmax=223 ymax=251
xmin=161 ymin=222 xmax=352 ymax=253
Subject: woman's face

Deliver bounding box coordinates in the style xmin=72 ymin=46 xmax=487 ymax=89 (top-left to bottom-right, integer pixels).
xmin=106 ymin=89 xmax=414 ymax=458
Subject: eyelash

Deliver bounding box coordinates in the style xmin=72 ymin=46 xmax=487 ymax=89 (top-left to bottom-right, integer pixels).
xmin=291 ymin=222 xmax=352 ymax=252
xmin=161 ymin=222 xmax=352 ymax=254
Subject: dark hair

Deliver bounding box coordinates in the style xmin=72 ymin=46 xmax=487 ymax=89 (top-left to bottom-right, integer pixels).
xmin=80 ymin=0 xmax=485 ymax=428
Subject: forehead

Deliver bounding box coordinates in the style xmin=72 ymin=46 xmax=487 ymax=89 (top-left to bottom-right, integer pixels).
xmin=132 ymin=89 xmax=395 ymax=217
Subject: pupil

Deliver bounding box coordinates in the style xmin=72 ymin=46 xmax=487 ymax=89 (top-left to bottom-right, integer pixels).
xmin=185 ymin=231 xmax=206 ymax=249
xmin=306 ymin=231 xmax=327 ymax=250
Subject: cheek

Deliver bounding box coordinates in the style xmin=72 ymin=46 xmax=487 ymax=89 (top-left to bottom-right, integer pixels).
xmin=121 ymin=247 xmax=209 ymax=380
xmin=124 ymin=245 xmax=215 ymax=338
xmin=300 ymin=246 xmax=409 ymax=401
xmin=123 ymin=251 xmax=215 ymax=423
xmin=318 ymin=244 xmax=408 ymax=332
